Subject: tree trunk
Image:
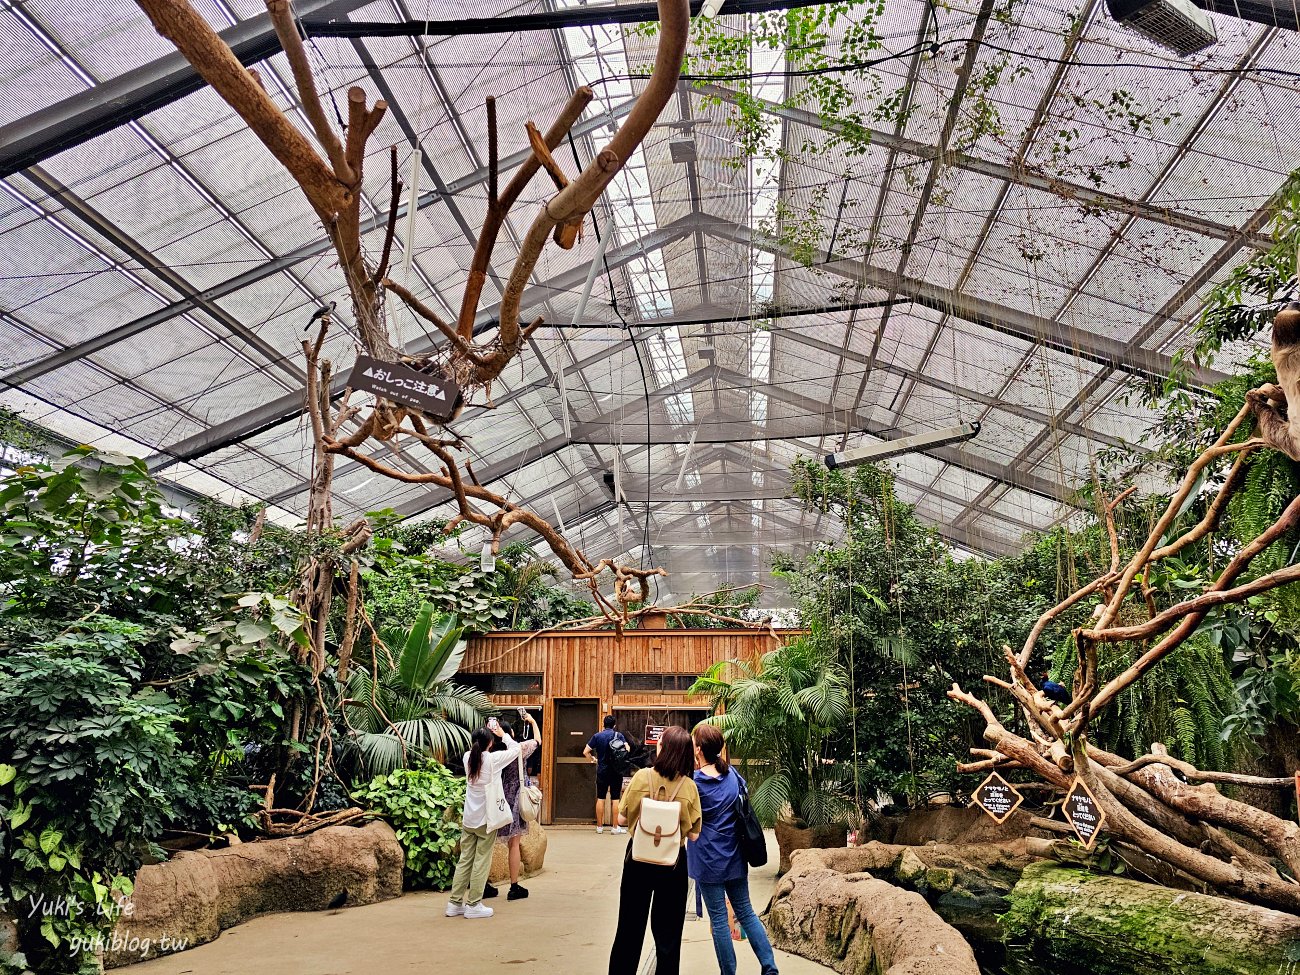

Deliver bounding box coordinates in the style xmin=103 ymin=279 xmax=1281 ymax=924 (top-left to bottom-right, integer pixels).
xmin=1002 ymin=861 xmax=1300 ymax=975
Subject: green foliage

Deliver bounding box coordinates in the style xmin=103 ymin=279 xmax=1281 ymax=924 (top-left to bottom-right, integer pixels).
xmin=1076 ymin=635 xmax=1236 ymax=771
xmin=0 ymin=449 xmax=315 ymax=972
xmin=361 ymin=528 xmax=590 ymax=633
xmin=343 ymin=604 xmax=491 ymax=777
xmin=351 ymin=765 xmax=466 ymax=890
xmin=692 ymin=637 xmax=852 ymax=827
xmin=780 ymin=459 xmax=1015 ymax=804
xmin=0 ymin=621 xmax=176 ymax=973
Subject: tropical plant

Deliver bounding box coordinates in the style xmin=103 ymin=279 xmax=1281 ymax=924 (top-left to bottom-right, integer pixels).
xmin=342 ymin=605 xmax=491 ymax=776
xmin=351 ymin=764 xmax=466 ymax=890
xmin=361 ymin=527 xmax=592 ymax=633
xmin=691 ymin=637 xmax=852 ymax=827
xmin=0 ymin=619 xmax=181 ymax=974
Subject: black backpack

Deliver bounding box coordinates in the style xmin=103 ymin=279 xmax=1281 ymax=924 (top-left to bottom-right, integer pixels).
xmin=608 ymin=732 xmax=634 ymax=776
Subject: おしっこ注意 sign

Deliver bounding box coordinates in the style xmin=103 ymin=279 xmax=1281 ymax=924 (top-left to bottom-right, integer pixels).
xmin=644 ymin=725 xmax=667 ymax=745
xmin=973 ymin=772 xmax=1024 ymax=824
xmin=346 ymin=355 xmax=462 ymax=421
xmin=1063 ymin=777 xmax=1107 ymax=849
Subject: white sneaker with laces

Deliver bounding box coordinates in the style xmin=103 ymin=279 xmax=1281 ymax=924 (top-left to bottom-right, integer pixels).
xmin=611 ymin=825 xmax=627 ymax=834
xmin=596 ymin=826 xmax=604 ymax=834
xmin=464 ymin=903 xmax=494 ymax=919
xmin=445 ymin=902 xmax=464 ymax=917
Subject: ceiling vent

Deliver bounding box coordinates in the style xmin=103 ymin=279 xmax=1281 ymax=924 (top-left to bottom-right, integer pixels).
xmin=1105 ymin=0 xmax=1216 ymax=56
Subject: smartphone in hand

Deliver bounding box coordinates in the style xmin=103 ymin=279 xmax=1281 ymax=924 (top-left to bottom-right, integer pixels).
xmin=488 ymin=716 xmax=500 ymax=730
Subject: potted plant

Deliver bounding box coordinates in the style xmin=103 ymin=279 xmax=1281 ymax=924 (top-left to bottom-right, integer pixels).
xmin=691 ymin=637 xmax=854 ymax=873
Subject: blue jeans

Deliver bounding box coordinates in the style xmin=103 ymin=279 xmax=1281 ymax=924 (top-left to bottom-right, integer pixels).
xmin=698 ymin=878 xmax=779 ymax=975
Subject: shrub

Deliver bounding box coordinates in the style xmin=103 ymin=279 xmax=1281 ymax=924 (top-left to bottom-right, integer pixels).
xmin=352 ymin=765 xmax=465 ymax=890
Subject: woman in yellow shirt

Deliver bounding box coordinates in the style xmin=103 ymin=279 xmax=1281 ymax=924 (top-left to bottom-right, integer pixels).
xmin=608 ymin=726 xmax=702 ymax=975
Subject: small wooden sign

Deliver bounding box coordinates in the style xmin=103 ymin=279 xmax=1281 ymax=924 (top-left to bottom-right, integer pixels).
xmin=973 ymin=771 xmax=1024 ymax=824
xmin=645 ymin=724 xmax=667 ymax=745
xmin=1064 ymin=776 xmax=1107 ymax=850
xmin=346 ymin=354 xmax=462 ymax=421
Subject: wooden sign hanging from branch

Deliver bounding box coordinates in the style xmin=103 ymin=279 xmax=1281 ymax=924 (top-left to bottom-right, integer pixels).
xmin=346 ymin=355 xmax=462 ymax=421
xmin=972 ymin=771 xmax=1023 ymax=824
xmin=1063 ymin=776 xmax=1107 ymax=849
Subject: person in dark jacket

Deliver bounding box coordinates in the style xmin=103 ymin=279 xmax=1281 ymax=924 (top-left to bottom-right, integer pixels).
xmin=689 ymin=724 xmax=779 ymax=975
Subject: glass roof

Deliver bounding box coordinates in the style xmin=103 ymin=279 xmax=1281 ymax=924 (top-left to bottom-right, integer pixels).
xmin=0 ymin=0 xmax=1290 ymax=602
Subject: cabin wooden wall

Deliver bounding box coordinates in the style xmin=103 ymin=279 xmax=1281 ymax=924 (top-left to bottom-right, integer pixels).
xmin=461 ymin=628 xmax=795 ymax=822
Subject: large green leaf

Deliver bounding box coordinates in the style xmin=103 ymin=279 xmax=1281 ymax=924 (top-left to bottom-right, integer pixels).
xmin=396 ymin=603 xmax=439 ymax=688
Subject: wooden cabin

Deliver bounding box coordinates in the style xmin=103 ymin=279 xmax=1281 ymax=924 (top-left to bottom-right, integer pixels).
xmin=460 ymin=622 xmax=795 ymax=824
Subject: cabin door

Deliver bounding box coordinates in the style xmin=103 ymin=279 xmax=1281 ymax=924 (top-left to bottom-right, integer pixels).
xmin=551 ymin=698 xmax=600 ymax=822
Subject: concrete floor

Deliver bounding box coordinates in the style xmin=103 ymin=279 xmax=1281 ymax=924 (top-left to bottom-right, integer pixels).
xmin=128 ymin=827 xmax=831 ymax=975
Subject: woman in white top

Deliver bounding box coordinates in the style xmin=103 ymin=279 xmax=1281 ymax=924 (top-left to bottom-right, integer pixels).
xmin=446 ymin=721 xmax=521 ymax=919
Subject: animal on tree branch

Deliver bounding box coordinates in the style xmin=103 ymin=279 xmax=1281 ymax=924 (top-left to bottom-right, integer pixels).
xmin=132 ymin=0 xmax=692 ymax=622
xmin=948 ymin=305 xmax=1300 ymax=913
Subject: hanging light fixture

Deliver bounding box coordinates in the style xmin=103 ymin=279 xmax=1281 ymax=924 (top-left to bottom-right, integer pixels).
xmin=825 ymin=422 xmax=980 ymax=470
xmin=480 ymin=541 xmax=496 ymax=573
xmin=699 ymin=0 xmax=725 ymax=17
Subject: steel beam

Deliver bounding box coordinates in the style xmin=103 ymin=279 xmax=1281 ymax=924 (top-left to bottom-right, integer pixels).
xmin=691 ymin=83 xmax=1272 ymax=252
xmin=146 ymin=218 xmax=695 ymax=468
xmin=0 ymin=0 xmax=368 ymax=178
xmin=701 ymin=216 xmax=1229 ymax=389
xmin=771 ymin=325 xmax=1143 ymax=452
xmin=3 ymin=97 xmax=640 ymax=392
xmin=745 ymin=373 xmax=1079 ymax=506
xmin=14 ymin=166 xmax=303 ymax=386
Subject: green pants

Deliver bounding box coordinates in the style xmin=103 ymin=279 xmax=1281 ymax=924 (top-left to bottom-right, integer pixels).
xmin=449 ymin=822 xmax=495 ymax=906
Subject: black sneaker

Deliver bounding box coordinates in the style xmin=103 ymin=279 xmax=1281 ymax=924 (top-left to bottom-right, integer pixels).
xmin=482 ymin=884 xmax=499 ymax=899
xmin=507 ymin=884 xmax=529 ymax=901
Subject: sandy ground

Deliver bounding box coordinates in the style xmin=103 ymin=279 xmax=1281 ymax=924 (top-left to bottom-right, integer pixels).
xmin=125 ymin=827 xmax=831 ymax=975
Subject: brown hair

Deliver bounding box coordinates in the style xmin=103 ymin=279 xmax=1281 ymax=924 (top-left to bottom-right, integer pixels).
xmin=653 ymin=726 xmax=695 ymax=780
xmin=692 ymin=723 xmax=729 ymax=776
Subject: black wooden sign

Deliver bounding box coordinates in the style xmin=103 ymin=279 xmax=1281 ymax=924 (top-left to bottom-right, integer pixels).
xmin=346 ymin=355 xmax=462 ymax=421
xmin=1064 ymin=777 xmax=1107 ymax=850
xmin=973 ymin=771 xmax=1024 ymax=824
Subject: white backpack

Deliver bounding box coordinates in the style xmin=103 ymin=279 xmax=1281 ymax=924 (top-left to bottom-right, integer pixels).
xmin=631 ymin=776 xmax=686 ymax=866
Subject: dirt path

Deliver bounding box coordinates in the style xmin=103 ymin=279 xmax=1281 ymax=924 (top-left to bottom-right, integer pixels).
xmin=123 ymin=827 xmax=832 ymax=975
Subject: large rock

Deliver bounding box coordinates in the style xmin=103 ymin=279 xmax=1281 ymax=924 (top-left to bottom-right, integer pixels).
xmin=1003 ymin=861 xmax=1300 ymax=975
xmin=105 ymin=821 xmax=403 ymax=967
xmin=806 ymin=841 xmax=1035 ymax=944
xmin=888 ymin=805 xmax=1044 ymax=847
xmin=488 ymin=821 xmax=548 ymax=884
xmin=768 ymin=849 xmax=980 ymax=975
xmin=774 ymin=819 xmax=850 ymax=874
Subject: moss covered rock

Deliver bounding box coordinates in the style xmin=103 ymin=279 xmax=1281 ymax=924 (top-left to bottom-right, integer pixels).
xmin=1003 ymin=861 xmax=1300 ymax=975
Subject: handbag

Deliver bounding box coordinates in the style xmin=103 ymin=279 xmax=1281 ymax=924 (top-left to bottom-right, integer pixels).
xmin=631 ymin=775 xmax=686 ymax=866
xmin=518 ymin=752 xmax=542 ymax=824
xmin=484 ymin=766 xmax=514 ymax=832
xmin=735 ymin=776 xmax=768 ymax=868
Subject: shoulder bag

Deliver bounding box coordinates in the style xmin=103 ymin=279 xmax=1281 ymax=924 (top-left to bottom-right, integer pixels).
xmin=735 ymin=776 xmax=768 ymax=868
xmin=484 ymin=761 xmax=514 ymax=832
xmin=631 ymin=775 xmax=686 ymax=866
xmin=518 ymin=750 xmax=542 ymax=824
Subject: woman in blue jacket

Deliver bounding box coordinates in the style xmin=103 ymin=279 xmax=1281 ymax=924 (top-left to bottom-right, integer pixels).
xmin=689 ymin=724 xmax=779 ymax=975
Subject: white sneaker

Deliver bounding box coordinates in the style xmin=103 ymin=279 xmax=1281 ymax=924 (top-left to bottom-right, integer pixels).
xmin=445 ymin=902 xmax=464 ymax=917
xmin=463 ymin=903 xmax=494 ymax=919
xmin=611 ymin=826 xmax=627 ymax=834
xmin=596 ymin=826 xmax=604 ymax=834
